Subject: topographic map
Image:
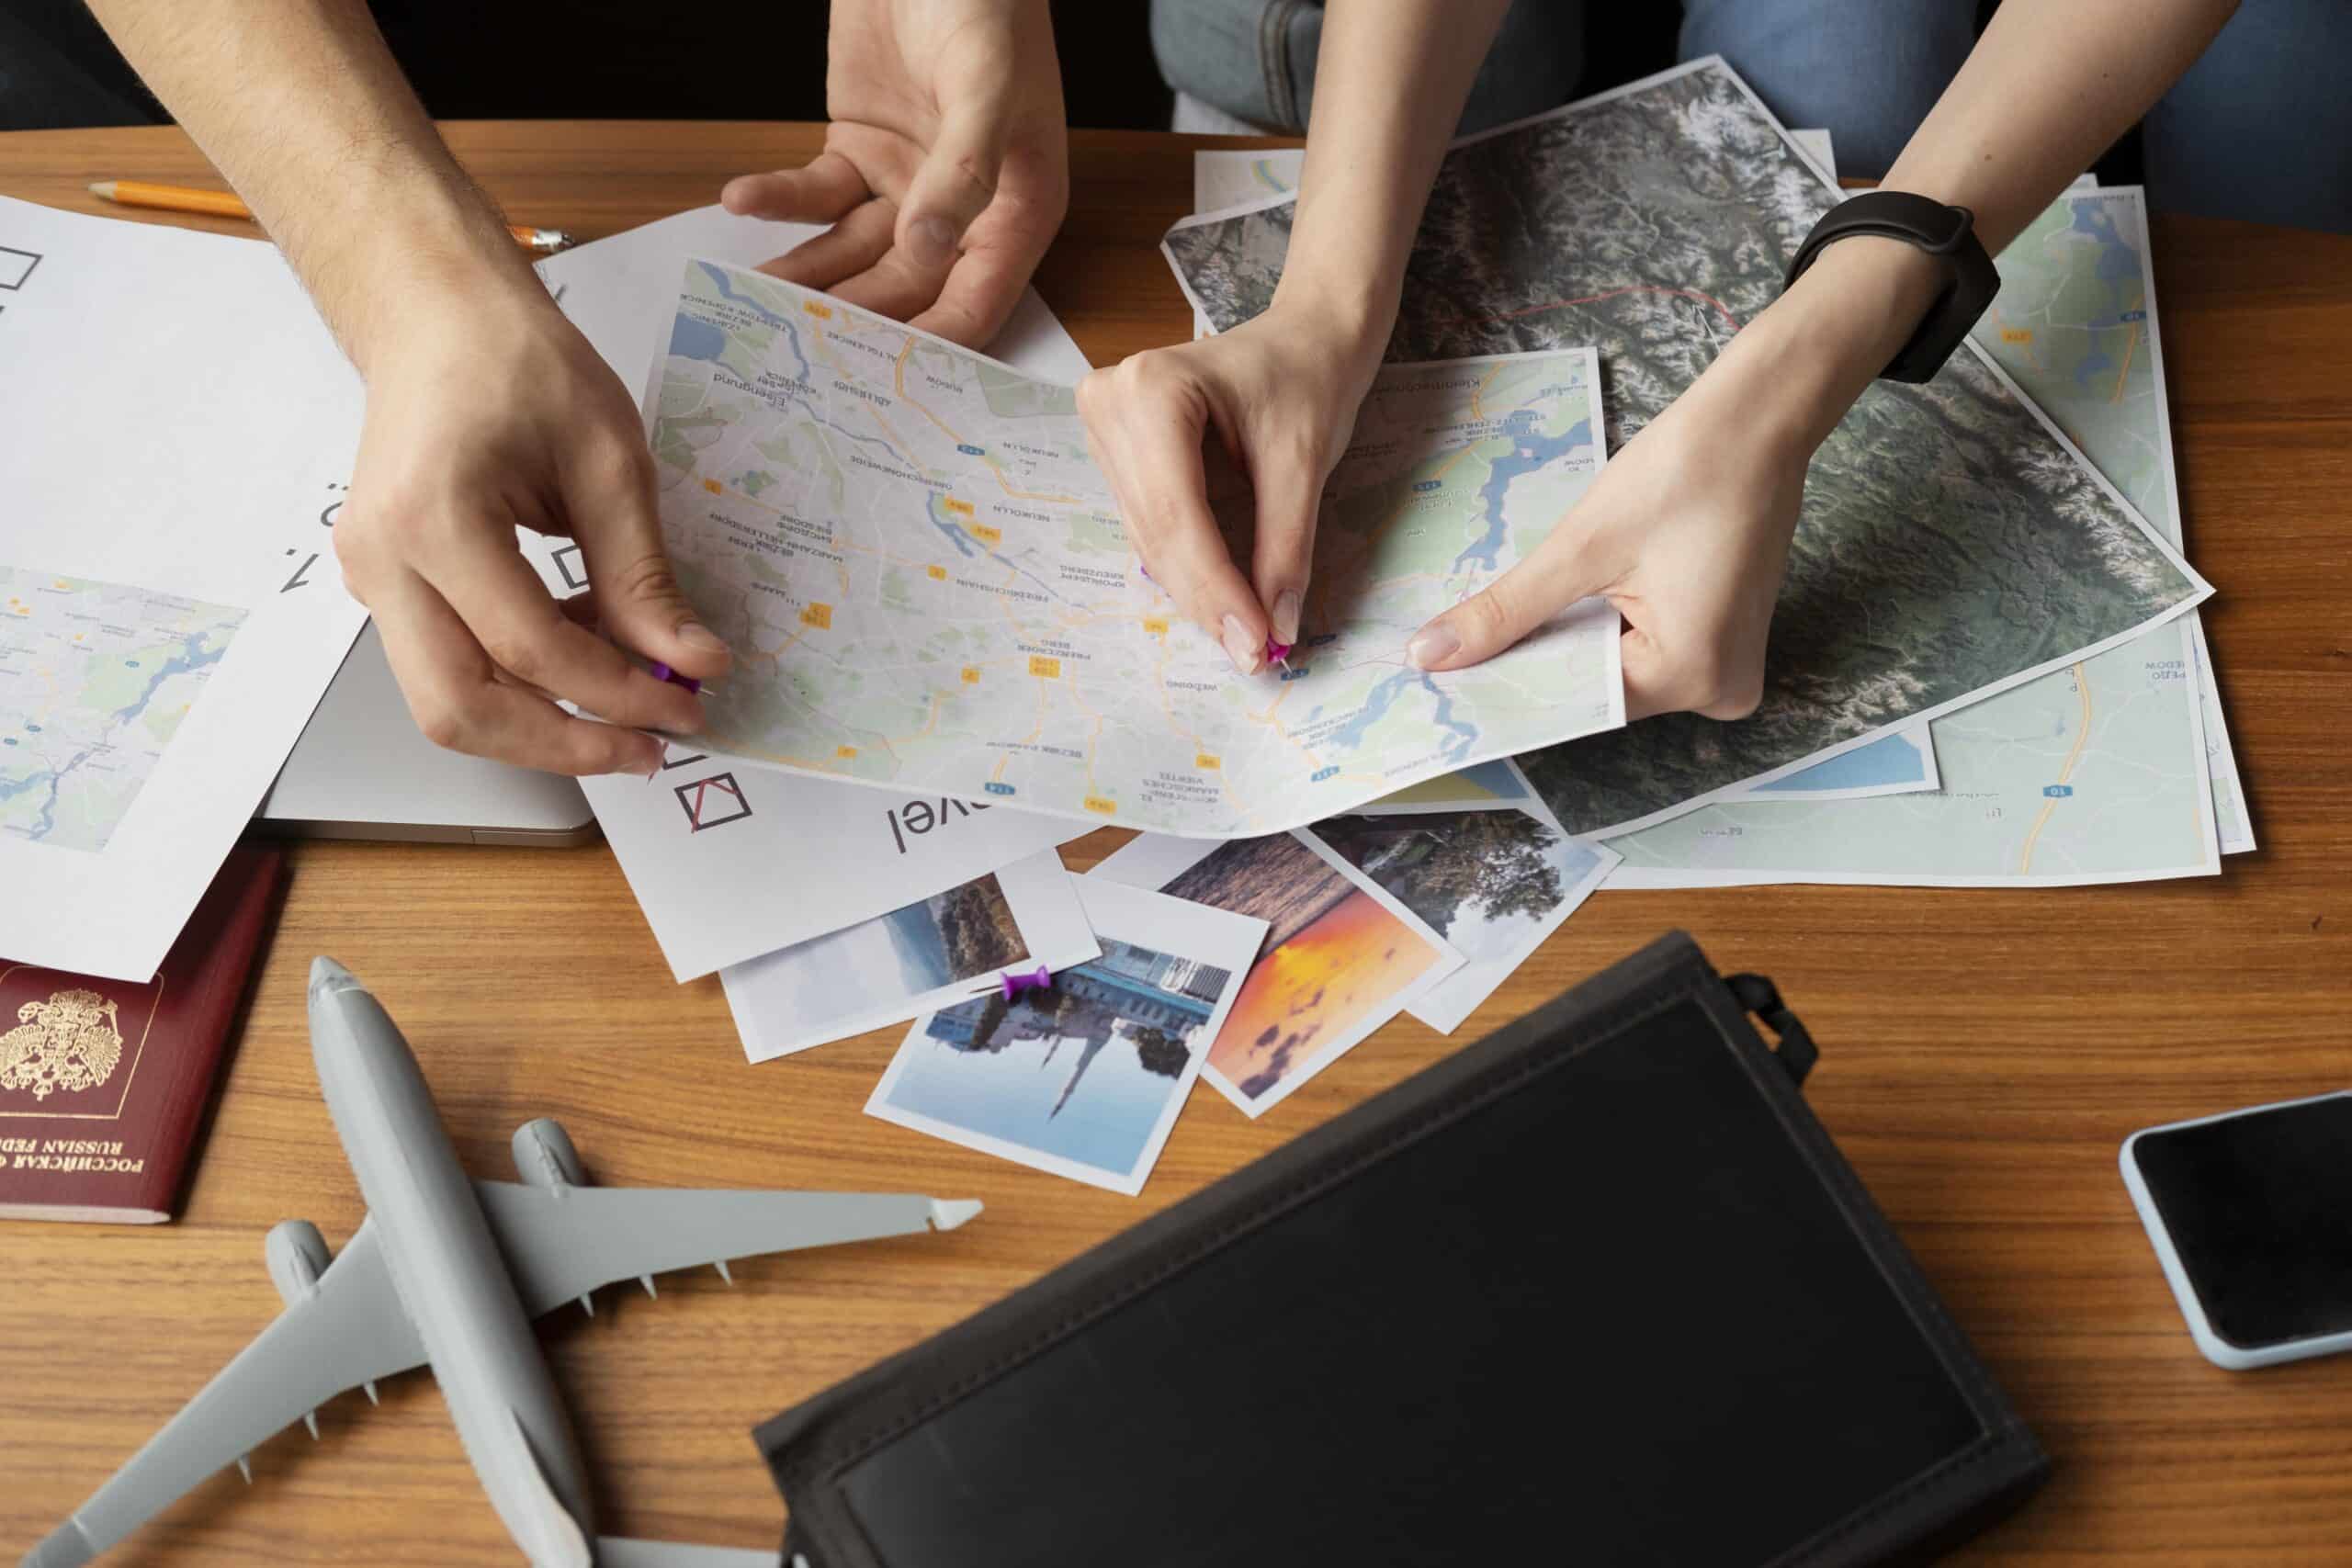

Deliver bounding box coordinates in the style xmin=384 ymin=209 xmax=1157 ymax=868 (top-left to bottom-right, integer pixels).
xmin=645 ymin=259 xmax=1622 ymax=836
xmin=1190 ymin=144 xmax=1940 ymax=807
xmin=1162 ymin=58 xmax=2207 ymax=838
xmin=0 ymin=568 xmax=244 ymax=853
xmin=1607 ymin=186 xmax=2228 ymax=885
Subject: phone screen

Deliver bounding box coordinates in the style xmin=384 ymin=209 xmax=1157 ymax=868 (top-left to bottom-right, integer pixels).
xmin=2132 ymin=1093 xmax=2352 ymax=1350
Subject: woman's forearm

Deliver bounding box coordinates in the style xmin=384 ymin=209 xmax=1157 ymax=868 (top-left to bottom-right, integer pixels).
xmin=1742 ymin=0 xmax=2239 ymax=447
xmin=1883 ymin=0 xmax=2239 ymax=253
xmin=1267 ymin=0 xmax=1514 ymax=351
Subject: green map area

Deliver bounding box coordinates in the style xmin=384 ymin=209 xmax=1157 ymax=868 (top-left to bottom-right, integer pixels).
xmin=0 ymin=567 xmax=244 ymax=853
xmin=647 ymin=261 xmax=1621 ymax=836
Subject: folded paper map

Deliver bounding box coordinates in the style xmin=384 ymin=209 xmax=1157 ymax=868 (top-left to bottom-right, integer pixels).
xmin=641 ymin=259 xmax=1622 ymax=837
xmin=1162 ymin=57 xmax=2210 ymax=839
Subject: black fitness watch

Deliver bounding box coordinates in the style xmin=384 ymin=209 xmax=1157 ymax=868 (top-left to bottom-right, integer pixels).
xmin=1782 ymin=190 xmax=1999 ymax=384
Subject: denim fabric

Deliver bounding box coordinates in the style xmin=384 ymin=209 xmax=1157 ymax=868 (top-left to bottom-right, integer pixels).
xmin=1148 ymin=0 xmax=1580 ymax=135
xmin=2142 ymin=0 xmax=2352 ymax=233
xmin=1152 ymin=0 xmax=2349 ymax=232
xmin=1679 ymin=0 xmax=1975 ymax=179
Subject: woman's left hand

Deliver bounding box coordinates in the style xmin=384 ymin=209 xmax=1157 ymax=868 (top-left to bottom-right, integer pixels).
xmin=1403 ymin=354 xmax=1809 ymax=721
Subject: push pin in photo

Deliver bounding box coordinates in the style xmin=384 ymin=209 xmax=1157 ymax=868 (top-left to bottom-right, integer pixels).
xmin=1264 ymin=637 xmax=1293 ymax=670
xmin=971 ymin=963 xmax=1053 ymax=1001
xmin=648 ymin=660 xmax=702 ymax=695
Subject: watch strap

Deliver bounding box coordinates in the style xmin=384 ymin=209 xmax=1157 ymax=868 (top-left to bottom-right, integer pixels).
xmin=1784 ymin=190 xmax=2000 ymax=384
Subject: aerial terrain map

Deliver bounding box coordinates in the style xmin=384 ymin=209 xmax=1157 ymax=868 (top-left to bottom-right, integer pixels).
xmin=645 ymin=260 xmax=1621 ymax=836
xmin=1163 ymin=58 xmax=2207 ymax=837
xmin=0 ymin=567 xmax=243 ymax=852
xmin=1605 ymin=186 xmax=2230 ymax=884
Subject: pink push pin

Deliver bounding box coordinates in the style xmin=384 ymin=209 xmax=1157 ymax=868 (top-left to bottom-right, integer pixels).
xmin=972 ymin=963 xmax=1053 ymax=1000
xmin=1264 ymin=637 xmax=1293 ymax=670
xmin=647 ymin=660 xmax=702 ymax=695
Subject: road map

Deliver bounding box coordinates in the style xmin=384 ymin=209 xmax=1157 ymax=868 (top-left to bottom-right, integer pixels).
xmin=644 ymin=259 xmax=1622 ymax=836
xmin=1163 ymin=58 xmax=2207 ymax=840
xmin=1607 ymin=186 xmax=2224 ymax=886
xmin=0 ymin=567 xmax=244 ymax=853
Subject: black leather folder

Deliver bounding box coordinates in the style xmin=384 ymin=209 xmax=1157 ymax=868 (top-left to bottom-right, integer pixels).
xmin=759 ymin=931 xmax=2049 ymax=1566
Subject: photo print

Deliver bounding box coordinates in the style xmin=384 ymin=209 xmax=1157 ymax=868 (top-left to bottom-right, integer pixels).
xmin=869 ymin=879 xmax=1266 ymax=1194
xmin=722 ymin=850 xmax=1097 ymax=1061
xmin=1091 ymin=830 xmax=1463 ymax=1118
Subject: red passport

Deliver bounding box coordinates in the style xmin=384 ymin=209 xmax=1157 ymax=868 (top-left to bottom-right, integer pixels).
xmin=0 ymin=842 xmax=285 ymax=1223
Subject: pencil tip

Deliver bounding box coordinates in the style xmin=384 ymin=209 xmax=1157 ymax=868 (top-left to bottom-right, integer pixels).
xmin=85 ymin=180 xmax=111 ymax=198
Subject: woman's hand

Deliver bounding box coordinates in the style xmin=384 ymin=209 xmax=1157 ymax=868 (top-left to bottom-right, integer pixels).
xmin=1404 ymin=360 xmax=1807 ymax=720
xmin=1077 ymin=302 xmax=1385 ymax=674
xmin=1408 ymin=233 xmax=1947 ymax=720
xmin=722 ymin=0 xmax=1069 ymax=348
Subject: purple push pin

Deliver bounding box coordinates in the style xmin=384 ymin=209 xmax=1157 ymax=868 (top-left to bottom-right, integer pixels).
xmin=647 ymin=660 xmax=702 ymax=695
xmin=972 ymin=962 xmax=1053 ymax=1000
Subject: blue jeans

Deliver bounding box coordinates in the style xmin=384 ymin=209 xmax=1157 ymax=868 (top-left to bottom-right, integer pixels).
xmin=1150 ymin=0 xmax=2352 ymax=232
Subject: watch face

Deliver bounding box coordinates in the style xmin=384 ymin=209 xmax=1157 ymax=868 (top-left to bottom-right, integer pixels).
xmin=2133 ymin=1095 xmax=2352 ymax=1349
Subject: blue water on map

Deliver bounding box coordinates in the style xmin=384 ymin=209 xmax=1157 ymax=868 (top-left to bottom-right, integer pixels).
xmin=1752 ymin=729 xmax=1927 ymax=793
xmin=692 ymin=262 xmax=812 ymax=383
xmin=1324 ymin=671 xmax=1477 ymax=764
xmin=669 ymin=315 xmax=728 ymax=362
xmin=1457 ymin=414 xmax=1592 ymax=573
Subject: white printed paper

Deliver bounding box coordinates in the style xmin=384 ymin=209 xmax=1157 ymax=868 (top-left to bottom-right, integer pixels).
xmin=0 ymin=197 xmax=367 ymax=978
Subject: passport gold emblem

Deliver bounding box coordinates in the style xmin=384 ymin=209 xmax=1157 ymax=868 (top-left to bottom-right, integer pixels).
xmin=0 ymin=987 xmax=125 ymax=1100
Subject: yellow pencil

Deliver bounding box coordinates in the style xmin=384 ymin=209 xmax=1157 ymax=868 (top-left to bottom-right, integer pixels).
xmin=86 ymin=179 xmax=572 ymax=253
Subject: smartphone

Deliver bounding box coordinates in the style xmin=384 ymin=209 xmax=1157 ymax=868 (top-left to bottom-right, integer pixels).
xmin=2122 ymin=1091 xmax=2352 ymax=1370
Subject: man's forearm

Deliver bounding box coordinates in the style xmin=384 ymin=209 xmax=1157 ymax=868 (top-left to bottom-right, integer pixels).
xmin=84 ymin=0 xmax=543 ymax=374
xmin=1267 ymin=0 xmax=1513 ymax=346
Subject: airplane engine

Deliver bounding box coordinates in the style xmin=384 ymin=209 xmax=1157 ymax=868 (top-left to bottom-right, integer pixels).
xmin=265 ymin=1219 xmax=331 ymax=1307
xmin=513 ymin=1117 xmax=588 ymax=1190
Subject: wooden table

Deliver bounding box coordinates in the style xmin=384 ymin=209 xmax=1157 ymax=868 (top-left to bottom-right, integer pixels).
xmin=3 ymin=120 xmax=2348 ymax=1566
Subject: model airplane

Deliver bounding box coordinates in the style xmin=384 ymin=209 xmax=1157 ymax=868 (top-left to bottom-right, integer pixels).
xmin=23 ymin=957 xmax=982 ymax=1568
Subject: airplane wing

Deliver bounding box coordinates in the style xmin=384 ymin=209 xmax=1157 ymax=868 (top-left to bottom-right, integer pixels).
xmin=24 ymin=1215 xmax=426 ymax=1568
xmin=472 ymin=1181 xmax=980 ymax=1320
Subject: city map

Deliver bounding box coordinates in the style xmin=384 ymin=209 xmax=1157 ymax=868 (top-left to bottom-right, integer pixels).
xmin=1606 ymin=186 xmax=2227 ymax=885
xmin=645 ymin=259 xmax=1622 ymax=836
xmin=0 ymin=567 xmax=244 ymax=853
xmin=1162 ymin=58 xmax=2208 ymax=839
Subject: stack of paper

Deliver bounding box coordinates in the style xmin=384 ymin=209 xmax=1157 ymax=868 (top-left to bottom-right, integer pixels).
xmin=1163 ymin=57 xmax=2247 ymax=890
xmin=0 ymin=198 xmax=369 ymax=980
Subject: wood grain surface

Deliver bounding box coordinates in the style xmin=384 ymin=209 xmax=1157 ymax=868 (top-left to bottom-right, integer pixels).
xmin=2 ymin=121 xmax=2348 ymax=1565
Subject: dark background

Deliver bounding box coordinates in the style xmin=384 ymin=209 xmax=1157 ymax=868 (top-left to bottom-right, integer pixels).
xmin=1 ymin=3 xmax=2134 ymax=180
xmin=4 ymin=2 xmax=1685 ymax=132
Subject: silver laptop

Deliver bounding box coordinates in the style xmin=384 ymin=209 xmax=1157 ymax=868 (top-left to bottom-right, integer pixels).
xmin=255 ymin=622 xmax=597 ymax=846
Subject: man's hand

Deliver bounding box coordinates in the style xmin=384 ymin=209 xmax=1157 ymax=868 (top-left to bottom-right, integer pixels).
xmin=1077 ymin=303 xmax=1384 ymax=674
xmin=721 ymin=0 xmax=1069 ymax=347
xmin=333 ymin=281 xmax=731 ymax=774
